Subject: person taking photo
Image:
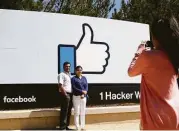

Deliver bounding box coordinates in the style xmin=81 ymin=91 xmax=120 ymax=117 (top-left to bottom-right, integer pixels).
xmin=128 ymin=16 xmax=179 ymax=130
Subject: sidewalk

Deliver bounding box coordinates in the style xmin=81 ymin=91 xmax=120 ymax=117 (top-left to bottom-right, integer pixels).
xmin=0 ymin=106 xmax=140 ymax=130
xmin=15 ymin=119 xmax=140 ymax=130
xmin=69 ymin=119 xmax=140 ymax=130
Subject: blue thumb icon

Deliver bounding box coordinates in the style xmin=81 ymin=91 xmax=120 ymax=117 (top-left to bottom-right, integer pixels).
xmin=58 ymin=45 xmax=76 ymax=74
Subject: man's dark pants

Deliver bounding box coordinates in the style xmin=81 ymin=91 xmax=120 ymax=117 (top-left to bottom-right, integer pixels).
xmin=59 ymin=93 xmax=73 ymax=129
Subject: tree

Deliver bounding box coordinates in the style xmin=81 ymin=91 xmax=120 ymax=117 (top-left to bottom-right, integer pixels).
xmin=0 ymin=0 xmax=43 ymax=11
xmin=43 ymin=0 xmax=115 ymax=18
xmin=112 ymin=0 xmax=179 ymax=25
xmin=0 ymin=0 xmax=115 ymax=18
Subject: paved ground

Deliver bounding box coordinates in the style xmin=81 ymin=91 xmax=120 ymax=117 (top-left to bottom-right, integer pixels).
xmin=69 ymin=119 xmax=140 ymax=130
xmin=19 ymin=119 xmax=140 ymax=130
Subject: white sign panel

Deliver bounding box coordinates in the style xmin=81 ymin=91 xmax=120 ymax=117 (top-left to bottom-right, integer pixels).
xmin=0 ymin=9 xmax=150 ymax=84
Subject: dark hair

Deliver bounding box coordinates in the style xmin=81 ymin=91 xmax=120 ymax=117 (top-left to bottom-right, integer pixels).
xmin=151 ymin=16 xmax=179 ymax=74
xmin=75 ymin=65 xmax=83 ymax=71
xmin=63 ymin=61 xmax=70 ymax=67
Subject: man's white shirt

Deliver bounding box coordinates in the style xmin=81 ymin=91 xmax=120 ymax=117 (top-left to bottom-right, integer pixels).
xmin=58 ymin=72 xmax=72 ymax=93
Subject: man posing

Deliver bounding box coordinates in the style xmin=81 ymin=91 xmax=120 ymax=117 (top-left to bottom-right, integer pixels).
xmin=58 ymin=62 xmax=73 ymax=130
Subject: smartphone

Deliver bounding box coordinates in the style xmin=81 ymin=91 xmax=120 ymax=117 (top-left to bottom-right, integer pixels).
xmin=145 ymin=41 xmax=154 ymax=50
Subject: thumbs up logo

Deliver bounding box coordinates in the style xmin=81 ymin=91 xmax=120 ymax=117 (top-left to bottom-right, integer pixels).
xmin=58 ymin=23 xmax=110 ymax=74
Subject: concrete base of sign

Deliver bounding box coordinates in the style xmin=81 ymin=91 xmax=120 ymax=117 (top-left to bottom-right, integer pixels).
xmin=0 ymin=105 xmax=140 ymax=130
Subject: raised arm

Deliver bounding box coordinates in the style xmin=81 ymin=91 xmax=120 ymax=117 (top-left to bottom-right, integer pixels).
xmin=128 ymin=44 xmax=148 ymax=77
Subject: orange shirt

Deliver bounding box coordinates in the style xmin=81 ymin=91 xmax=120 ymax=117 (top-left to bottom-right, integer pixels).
xmin=128 ymin=50 xmax=179 ymax=130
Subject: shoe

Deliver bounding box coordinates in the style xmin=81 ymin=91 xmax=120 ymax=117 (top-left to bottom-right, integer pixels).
xmin=59 ymin=128 xmax=66 ymax=131
xmin=66 ymin=127 xmax=74 ymax=130
xmin=81 ymin=128 xmax=86 ymax=131
xmin=56 ymin=127 xmax=66 ymax=131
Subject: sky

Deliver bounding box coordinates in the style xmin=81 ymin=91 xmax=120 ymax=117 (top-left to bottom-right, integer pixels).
xmin=108 ymin=0 xmax=122 ymax=18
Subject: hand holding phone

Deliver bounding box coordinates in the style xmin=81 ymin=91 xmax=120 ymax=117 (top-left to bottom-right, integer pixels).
xmin=136 ymin=41 xmax=146 ymax=54
xmin=145 ymin=41 xmax=153 ymax=50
